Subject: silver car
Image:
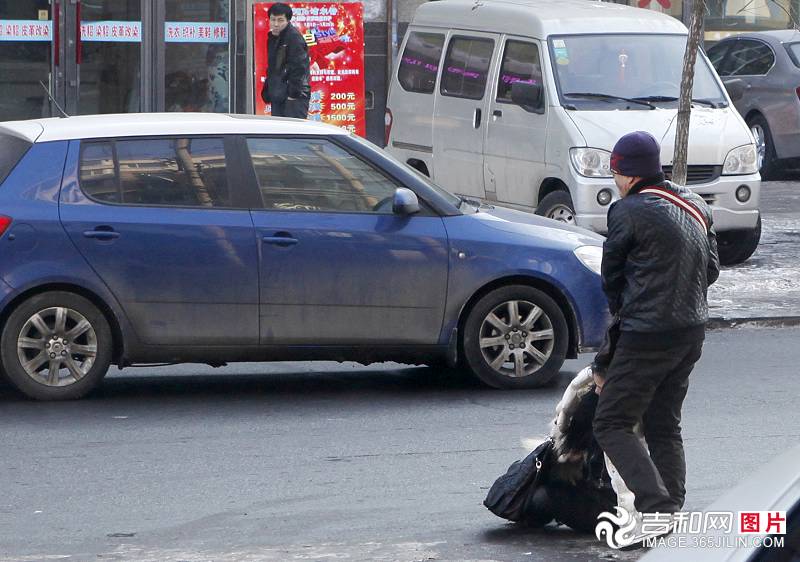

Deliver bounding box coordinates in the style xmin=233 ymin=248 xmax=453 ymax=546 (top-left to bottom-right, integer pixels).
xmin=708 ymin=30 xmax=800 ymax=179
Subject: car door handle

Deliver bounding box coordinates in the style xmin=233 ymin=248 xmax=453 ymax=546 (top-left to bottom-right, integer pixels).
xmin=83 ymin=229 xmax=120 ymax=240
xmin=474 ymin=108 xmax=482 ymax=129
xmin=493 ymin=109 xmax=503 ymax=118
xmin=262 ymin=235 xmax=299 ymax=246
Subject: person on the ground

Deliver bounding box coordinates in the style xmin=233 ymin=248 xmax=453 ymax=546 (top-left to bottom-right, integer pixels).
xmin=261 ymin=3 xmax=310 ymax=118
xmin=591 ymin=131 xmax=720 ymax=542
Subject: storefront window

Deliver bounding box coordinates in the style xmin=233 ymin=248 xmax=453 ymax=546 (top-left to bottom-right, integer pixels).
xmin=706 ymin=0 xmax=800 ymax=41
xmin=165 ymin=0 xmax=230 ymax=112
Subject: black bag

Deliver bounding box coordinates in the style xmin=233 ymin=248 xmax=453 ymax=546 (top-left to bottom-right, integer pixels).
xmin=483 ymin=437 xmax=554 ymax=522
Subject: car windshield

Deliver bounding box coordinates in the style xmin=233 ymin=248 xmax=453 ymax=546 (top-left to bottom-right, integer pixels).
xmin=786 ymin=42 xmax=800 ymax=69
xmin=549 ymin=34 xmax=727 ymax=110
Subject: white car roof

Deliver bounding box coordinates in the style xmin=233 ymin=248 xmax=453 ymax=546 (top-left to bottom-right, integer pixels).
xmin=0 ymin=113 xmax=348 ymax=143
xmin=412 ymin=0 xmax=687 ymax=39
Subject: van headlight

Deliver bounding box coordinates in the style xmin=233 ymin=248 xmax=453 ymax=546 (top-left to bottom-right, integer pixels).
xmin=570 ymin=148 xmax=613 ymax=178
xmin=574 ymin=245 xmax=603 ymax=275
xmin=723 ymin=144 xmax=758 ymax=175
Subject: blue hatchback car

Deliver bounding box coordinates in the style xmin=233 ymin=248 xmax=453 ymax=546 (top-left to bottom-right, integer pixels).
xmin=0 ymin=114 xmax=609 ymax=400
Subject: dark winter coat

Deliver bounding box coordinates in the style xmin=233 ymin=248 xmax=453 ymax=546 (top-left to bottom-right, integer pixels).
xmin=601 ymin=174 xmax=720 ymax=344
xmin=262 ymin=24 xmax=310 ymax=104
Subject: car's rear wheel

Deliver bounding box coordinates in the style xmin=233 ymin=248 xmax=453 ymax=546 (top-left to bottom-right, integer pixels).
xmin=747 ymin=114 xmax=778 ymax=180
xmin=1 ymin=292 xmax=112 ymax=400
xmin=462 ymin=285 xmax=569 ymax=389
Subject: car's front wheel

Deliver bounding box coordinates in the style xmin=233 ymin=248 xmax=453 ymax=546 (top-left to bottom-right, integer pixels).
xmin=462 ymin=285 xmax=569 ymax=389
xmin=718 ymin=215 xmax=762 ymax=266
xmin=1 ymin=292 xmax=113 ymax=400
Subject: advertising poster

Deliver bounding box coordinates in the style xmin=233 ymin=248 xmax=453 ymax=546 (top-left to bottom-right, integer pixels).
xmin=253 ymin=2 xmax=366 ymax=137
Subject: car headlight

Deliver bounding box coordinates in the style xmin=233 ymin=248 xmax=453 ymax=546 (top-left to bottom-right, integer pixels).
xmin=569 ymin=148 xmax=613 ymax=178
xmin=574 ymin=245 xmax=603 ymax=275
xmin=723 ymin=144 xmax=758 ymax=175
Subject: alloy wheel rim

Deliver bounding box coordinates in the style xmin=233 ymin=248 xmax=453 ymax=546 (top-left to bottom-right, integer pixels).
xmin=478 ymin=300 xmax=555 ymax=378
xmin=547 ymin=204 xmax=576 ymax=224
xmin=16 ymin=307 xmax=98 ymax=387
xmin=751 ymin=124 xmax=766 ymax=170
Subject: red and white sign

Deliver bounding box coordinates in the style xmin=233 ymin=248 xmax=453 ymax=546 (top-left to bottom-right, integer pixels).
xmin=80 ymin=21 xmax=141 ymax=42
xmin=0 ymin=20 xmax=52 ymax=42
xmin=253 ymin=2 xmax=366 ymax=137
xmin=165 ymin=22 xmax=228 ymax=43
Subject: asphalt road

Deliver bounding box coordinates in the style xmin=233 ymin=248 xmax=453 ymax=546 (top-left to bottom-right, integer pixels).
xmin=2 ymin=326 xmax=798 ymax=562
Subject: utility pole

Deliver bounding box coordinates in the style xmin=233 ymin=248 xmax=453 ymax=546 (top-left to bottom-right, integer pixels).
xmin=672 ymin=0 xmax=705 ymax=186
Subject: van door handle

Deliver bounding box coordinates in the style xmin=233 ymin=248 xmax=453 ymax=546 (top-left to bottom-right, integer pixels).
xmin=474 ymin=108 xmax=482 ymax=129
xmin=262 ymin=232 xmax=299 ymax=247
xmin=493 ymin=109 xmax=503 ymax=118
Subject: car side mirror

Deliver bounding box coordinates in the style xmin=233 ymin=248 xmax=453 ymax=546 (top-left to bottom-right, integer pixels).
xmin=511 ymin=82 xmax=544 ymax=114
xmin=392 ymin=188 xmax=420 ymax=215
xmin=723 ymin=78 xmax=746 ymax=102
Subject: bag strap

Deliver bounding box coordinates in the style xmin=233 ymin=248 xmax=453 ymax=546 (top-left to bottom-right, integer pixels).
xmin=639 ymin=187 xmax=709 ymax=234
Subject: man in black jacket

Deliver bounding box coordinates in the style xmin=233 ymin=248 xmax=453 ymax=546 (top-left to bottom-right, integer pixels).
xmin=592 ymin=132 xmax=720 ymax=522
xmin=261 ymin=3 xmax=310 ymax=118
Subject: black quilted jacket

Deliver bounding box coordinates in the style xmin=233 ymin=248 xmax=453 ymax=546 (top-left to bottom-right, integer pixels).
xmin=602 ymin=174 xmax=720 ymax=335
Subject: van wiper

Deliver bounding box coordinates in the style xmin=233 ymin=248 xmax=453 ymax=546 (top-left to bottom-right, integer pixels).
xmin=563 ymin=92 xmax=655 ymax=109
xmin=632 ymin=95 xmax=721 ymax=108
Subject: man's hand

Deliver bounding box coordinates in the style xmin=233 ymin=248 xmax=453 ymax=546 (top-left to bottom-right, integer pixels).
xmin=287 ymin=96 xmax=296 ymax=100
xmin=593 ymin=371 xmax=605 ymax=394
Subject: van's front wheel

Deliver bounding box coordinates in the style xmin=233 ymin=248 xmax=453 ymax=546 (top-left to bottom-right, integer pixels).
xmin=718 ymin=215 xmax=762 ymax=265
xmin=536 ymin=191 xmax=576 ymax=225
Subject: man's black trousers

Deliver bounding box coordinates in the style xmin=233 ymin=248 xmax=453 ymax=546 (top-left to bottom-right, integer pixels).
xmin=271 ymin=97 xmax=309 ymax=119
xmin=593 ymin=339 xmax=704 ymax=514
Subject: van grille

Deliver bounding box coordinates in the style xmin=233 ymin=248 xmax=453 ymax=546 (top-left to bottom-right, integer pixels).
xmin=662 ymin=165 xmax=721 ymax=185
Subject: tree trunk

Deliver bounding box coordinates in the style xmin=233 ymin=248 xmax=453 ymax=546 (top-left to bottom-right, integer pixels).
xmin=672 ymin=0 xmax=705 ymax=187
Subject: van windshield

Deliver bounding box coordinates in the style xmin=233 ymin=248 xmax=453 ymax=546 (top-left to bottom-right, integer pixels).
xmin=549 ymin=34 xmax=727 ymax=110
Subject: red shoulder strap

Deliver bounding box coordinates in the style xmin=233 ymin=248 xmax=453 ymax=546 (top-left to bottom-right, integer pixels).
xmin=639 ymin=187 xmax=709 ymax=234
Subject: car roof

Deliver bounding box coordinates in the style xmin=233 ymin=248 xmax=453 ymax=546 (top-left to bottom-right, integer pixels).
xmin=412 ymin=0 xmax=687 ymax=39
xmin=0 ymin=113 xmax=348 ymax=144
xmin=715 ymin=29 xmax=800 ymax=45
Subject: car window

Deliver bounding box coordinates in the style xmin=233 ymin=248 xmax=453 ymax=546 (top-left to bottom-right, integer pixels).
xmin=0 ymin=134 xmax=32 ymax=187
xmin=398 ymin=32 xmax=445 ymax=94
xmin=440 ymin=36 xmax=494 ymax=100
xmin=785 ymin=42 xmax=800 ymax=69
xmin=706 ymin=42 xmax=731 ymax=73
xmin=246 ymin=138 xmax=398 ymax=213
xmin=496 ymin=40 xmax=542 ymax=103
xmin=79 ymin=137 xmax=232 ymax=207
xmin=721 ymin=40 xmax=775 ymax=76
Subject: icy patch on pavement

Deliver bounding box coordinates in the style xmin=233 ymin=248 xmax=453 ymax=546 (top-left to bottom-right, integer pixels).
xmin=708 ymin=216 xmax=800 ymax=319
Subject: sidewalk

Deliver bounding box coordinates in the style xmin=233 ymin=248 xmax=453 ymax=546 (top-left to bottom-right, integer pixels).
xmin=707 ymin=180 xmax=800 ymax=325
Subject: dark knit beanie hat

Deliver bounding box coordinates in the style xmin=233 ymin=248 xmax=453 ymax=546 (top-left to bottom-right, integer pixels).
xmin=610 ymin=131 xmax=662 ymax=178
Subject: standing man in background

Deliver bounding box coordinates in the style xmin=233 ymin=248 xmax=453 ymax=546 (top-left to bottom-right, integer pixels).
xmin=261 ymin=3 xmax=311 ymax=118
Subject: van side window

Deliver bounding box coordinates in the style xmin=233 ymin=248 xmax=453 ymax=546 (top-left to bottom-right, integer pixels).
xmin=496 ymin=40 xmax=542 ymax=103
xmin=398 ymin=32 xmax=445 ymax=94
xmin=440 ymin=36 xmax=494 ymax=100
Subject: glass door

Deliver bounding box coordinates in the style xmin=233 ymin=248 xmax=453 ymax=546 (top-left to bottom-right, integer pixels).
xmin=65 ymin=0 xmax=143 ymax=115
xmin=0 ymin=0 xmax=55 ymax=120
xmin=160 ymin=0 xmax=230 ymax=112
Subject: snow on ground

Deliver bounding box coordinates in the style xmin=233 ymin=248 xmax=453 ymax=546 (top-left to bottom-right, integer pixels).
xmin=709 ymin=215 xmax=800 ymax=319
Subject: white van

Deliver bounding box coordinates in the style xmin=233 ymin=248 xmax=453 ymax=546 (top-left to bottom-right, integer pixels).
xmin=385 ymin=0 xmax=762 ymax=264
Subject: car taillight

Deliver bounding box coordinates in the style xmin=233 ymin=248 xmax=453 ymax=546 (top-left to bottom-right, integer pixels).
xmin=0 ymin=216 xmax=11 ymax=237
xmin=384 ymin=108 xmax=393 ymax=148
xmin=796 ymin=86 xmax=800 ymax=101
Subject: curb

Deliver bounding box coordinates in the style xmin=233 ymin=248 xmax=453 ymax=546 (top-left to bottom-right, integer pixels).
xmin=707 ymin=316 xmax=800 ymax=330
